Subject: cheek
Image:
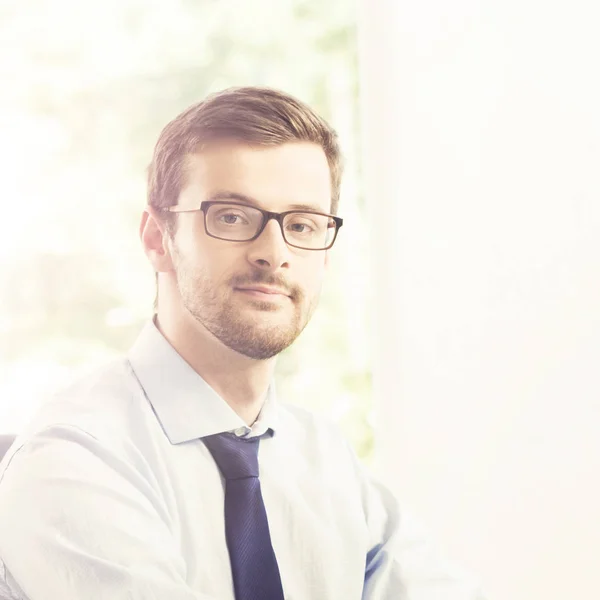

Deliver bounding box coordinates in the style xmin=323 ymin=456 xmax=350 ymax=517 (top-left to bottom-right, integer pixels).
xmin=199 ymin=246 xmax=245 ymax=289
xmin=174 ymin=228 xmax=231 ymax=281
xmin=299 ymin=258 xmax=327 ymax=294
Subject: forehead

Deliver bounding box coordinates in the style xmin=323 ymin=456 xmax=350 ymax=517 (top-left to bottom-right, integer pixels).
xmin=180 ymin=141 xmax=332 ymax=212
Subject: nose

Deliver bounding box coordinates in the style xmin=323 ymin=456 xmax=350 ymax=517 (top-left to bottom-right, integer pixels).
xmin=246 ymin=218 xmax=290 ymax=271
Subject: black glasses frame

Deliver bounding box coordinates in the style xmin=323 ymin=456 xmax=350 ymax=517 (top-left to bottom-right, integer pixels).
xmin=163 ymin=200 xmax=344 ymax=251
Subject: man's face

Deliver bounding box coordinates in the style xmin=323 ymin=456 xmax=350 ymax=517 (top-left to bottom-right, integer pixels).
xmin=167 ymin=141 xmax=333 ymax=360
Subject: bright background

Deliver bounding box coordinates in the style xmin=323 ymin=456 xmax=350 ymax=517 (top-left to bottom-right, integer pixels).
xmin=1 ymin=1 xmax=599 ymax=599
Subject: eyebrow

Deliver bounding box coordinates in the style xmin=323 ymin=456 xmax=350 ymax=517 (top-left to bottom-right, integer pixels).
xmin=206 ymin=190 xmax=328 ymax=214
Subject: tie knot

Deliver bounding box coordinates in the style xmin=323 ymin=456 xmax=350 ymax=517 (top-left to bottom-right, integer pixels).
xmin=203 ymin=432 xmax=260 ymax=480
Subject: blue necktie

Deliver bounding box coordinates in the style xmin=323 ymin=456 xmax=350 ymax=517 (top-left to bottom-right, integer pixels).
xmin=203 ymin=432 xmax=285 ymax=600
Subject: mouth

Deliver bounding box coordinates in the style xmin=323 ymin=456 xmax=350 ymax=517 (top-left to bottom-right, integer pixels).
xmin=234 ymin=286 xmax=291 ymax=301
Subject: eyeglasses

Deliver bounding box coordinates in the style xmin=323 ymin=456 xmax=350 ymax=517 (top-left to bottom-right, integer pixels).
xmin=163 ymin=201 xmax=343 ymax=251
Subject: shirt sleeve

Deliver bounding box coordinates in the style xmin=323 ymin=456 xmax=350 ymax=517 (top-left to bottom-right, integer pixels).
xmin=0 ymin=425 xmax=217 ymax=600
xmin=355 ymin=457 xmax=487 ymax=600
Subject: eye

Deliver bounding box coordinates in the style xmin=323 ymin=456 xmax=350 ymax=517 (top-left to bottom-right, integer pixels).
xmin=219 ymin=213 xmax=245 ymax=225
xmin=214 ymin=210 xmax=251 ymax=226
xmin=285 ymin=215 xmax=322 ymax=236
xmin=287 ymin=221 xmax=315 ymax=233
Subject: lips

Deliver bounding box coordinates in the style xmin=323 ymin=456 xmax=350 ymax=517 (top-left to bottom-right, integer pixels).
xmin=235 ymin=286 xmax=290 ymax=297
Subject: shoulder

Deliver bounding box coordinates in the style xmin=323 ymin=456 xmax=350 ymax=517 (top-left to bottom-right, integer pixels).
xmin=277 ymin=402 xmax=349 ymax=445
xmin=0 ymin=357 xmax=157 ymax=476
xmin=25 ymin=357 xmax=141 ymax=434
xmin=275 ymin=402 xmax=362 ymax=473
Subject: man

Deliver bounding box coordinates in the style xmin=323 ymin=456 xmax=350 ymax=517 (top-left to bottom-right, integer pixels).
xmin=0 ymin=87 xmax=484 ymax=599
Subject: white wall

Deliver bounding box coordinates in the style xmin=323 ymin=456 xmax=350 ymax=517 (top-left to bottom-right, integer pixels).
xmin=358 ymin=1 xmax=600 ymax=599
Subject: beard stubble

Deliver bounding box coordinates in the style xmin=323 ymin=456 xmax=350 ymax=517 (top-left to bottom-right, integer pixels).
xmin=173 ymin=250 xmax=318 ymax=360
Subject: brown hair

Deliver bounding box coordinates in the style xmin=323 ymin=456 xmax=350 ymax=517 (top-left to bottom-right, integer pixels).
xmin=147 ymin=86 xmax=343 ymax=232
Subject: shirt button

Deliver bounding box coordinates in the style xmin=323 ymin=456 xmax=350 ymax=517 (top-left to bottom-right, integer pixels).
xmin=234 ymin=427 xmax=247 ymax=437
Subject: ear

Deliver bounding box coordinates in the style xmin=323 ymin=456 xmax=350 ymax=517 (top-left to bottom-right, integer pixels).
xmin=140 ymin=207 xmax=174 ymax=273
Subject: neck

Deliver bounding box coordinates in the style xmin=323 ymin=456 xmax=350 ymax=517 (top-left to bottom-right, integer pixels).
xmin=155 ymin=309 xmax=276 ymax=426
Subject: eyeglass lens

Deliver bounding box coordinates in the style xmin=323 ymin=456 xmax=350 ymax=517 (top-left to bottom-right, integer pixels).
xmin=205 ymin=204 xmax=335 ymax=249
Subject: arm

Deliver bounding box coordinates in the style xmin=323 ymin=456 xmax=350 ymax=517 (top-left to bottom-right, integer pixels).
xmin=362 ymin=476 xmax=486 ymax=600
xmin=0 ymin=425 xmax=216 ymax=600
xmin=344 ymin=444 xmax=486 ymax=600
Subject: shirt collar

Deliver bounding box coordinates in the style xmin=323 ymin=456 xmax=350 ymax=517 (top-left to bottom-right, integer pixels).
xmin=127 ymin=319 xmax=278 ymax=444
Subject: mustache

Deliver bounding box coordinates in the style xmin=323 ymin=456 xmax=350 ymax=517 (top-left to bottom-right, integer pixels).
xmin=229 ymin=271 xmax=300 ymax=300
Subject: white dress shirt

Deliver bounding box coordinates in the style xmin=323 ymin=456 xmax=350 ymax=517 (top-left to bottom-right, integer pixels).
xmin=0 ymin=321 xmax=485 ymax=600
